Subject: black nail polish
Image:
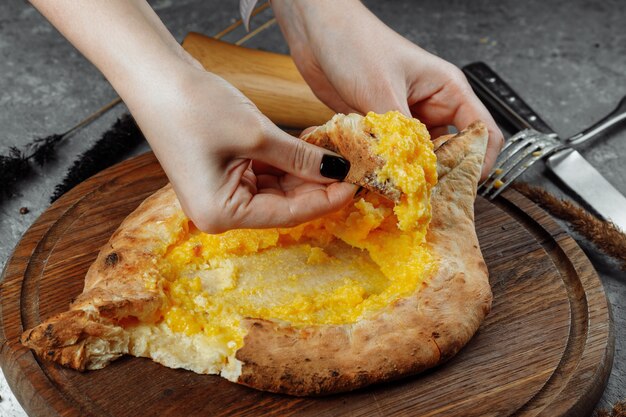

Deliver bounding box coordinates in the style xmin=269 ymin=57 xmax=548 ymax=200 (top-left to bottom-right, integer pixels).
xmin=320 ymin=154 xmax=350 ymax=180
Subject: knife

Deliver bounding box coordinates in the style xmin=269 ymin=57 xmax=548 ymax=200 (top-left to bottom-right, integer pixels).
xmin=462 ymin=62 xmax=626 ymax=232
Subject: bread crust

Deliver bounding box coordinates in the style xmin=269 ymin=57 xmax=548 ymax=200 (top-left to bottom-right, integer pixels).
xmin=302 ymin=113 xmax=402 ymax=201
xmin=21 ymin=185 xmax=186 ymax=369
xmin=21 ymin=119 xmax=491 ymax=396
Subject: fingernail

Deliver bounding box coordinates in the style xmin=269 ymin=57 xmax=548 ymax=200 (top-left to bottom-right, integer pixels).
xmin=320 ymin=154 xmax=350 ymax=180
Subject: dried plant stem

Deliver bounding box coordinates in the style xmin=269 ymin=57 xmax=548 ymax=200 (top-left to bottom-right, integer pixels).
xmin=513 ymin=182 xmax=626 ymax=270
xmin=594 ymin=401 xmax=626 ymax=417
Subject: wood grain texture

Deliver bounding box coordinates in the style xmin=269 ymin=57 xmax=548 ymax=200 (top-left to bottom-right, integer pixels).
xmin=0 ymin=152 xmax=613 ymax=417
xmin=182 ymin=33 xmax=335 ymax=129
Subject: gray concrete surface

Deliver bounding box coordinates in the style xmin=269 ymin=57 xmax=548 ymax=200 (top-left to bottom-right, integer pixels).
xmin=1 ymin=0 xmax=625 ymax=415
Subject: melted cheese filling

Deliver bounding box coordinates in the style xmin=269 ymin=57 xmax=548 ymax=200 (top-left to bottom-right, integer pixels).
xmin=365 ymin=111 xmax=437 ymax=232
xmin=143 ymin=111 xmax=438 ymax=374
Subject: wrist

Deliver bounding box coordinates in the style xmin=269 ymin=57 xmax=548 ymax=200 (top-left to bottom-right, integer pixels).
xmin=272 ymin=0 xmax=383 ymax=54
xmin=109 ymin=42 xmax=208 ymax=110
xmin=30 ymin=0 xmax=200 ymax=110
xmin=272 ymin=0 xmax=363 ymax=26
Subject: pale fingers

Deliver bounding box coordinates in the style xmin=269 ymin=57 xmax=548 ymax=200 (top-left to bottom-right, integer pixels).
xmin=252 ymin=126 xmax=350 ymax=183
xmin=453 ymin=97 xmax=504 ymax=180
xmin=235 ymin=182 xmax=357 ymax=229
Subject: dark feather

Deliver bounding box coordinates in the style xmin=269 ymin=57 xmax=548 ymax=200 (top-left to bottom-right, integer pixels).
xmin=0 ymin=97 xmax=122 ymax=203
xmin=0 ymin=147 xmax=33 ymax=202
xmin=51 ymin=114 xmax=145 ymax=202
xmin=29 ymin=134 xmax=65 ymax=166
xmin=0 ymin=132 xmax=65 ymax=203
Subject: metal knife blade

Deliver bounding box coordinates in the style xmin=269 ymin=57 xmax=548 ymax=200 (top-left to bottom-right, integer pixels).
xmin=463 ymin=62 xmax=626 ymax=232
xmin=547 ymin=149 xmax=626 ymax=230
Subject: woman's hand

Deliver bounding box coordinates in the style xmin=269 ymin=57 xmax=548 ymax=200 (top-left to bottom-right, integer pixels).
xmin=127 ymin=66 xmax=356 ymax=233
xmin=30 ymin=0 xmax=355 ymax=233
xmin=273 ymin=0 xmax=504 ymax=179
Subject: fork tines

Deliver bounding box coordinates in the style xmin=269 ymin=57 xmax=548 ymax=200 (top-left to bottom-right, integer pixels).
xmin=478 ymin=129 xmax=564 ymax=199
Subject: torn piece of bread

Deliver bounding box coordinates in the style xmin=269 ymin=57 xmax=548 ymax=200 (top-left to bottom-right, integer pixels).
xmin=302 ymin=113 xmax=402 ymax=201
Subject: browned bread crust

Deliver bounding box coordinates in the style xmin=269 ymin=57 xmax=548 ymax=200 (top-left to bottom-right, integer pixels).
xmin=302 ymin=113 xmax=402 ymax=201
xmin=21 ymin=119 xmax=491 ymax=396
xmin=21 ymin=185 xmax=185 ymax=369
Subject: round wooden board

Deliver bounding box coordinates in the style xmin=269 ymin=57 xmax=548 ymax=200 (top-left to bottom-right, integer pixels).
xmin=0 ymin=152 xmax=614 ymax=417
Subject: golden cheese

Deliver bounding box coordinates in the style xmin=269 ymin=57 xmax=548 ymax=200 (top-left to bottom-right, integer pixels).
xmin=153 ymin=111 xmax=438 ymax=359
xmin=364 ymin=111 xmax=437 ymax=232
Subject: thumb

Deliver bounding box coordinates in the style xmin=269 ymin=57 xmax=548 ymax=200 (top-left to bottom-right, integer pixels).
xmin=253 ymin=126 xmax=351 ymax=183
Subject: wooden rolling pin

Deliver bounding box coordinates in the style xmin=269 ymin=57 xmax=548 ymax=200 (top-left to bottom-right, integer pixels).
xmin=182 ymin=32 xmax=334 ymax=129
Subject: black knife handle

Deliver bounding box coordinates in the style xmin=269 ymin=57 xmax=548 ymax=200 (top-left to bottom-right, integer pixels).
xmin=462 ymin=62 xmax=556 ymax=135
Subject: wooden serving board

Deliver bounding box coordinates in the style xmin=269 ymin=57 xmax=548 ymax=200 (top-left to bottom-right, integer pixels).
xmin=0 ymin=152 xmax=613 ymax=417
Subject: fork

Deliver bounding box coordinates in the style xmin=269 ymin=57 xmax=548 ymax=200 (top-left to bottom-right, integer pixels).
xmin=478 ymin=129 xmax=564 ymax=199
xmin=463 ymin=62 xmax=626 ymax=199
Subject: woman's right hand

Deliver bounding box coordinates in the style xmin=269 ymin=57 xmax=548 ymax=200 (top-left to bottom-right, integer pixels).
xmin=125 ymin=63 xmax=356 ymax=233
xmin=29 ymin=0 xmax=356 ymax=233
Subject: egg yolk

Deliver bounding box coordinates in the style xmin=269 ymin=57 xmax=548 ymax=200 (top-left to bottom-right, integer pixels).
xmin=152 ymin=111 xmax=438 ymax=357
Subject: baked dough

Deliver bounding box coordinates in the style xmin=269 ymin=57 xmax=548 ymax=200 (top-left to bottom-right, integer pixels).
xmin=21 ymin=115 xmax=491 ymax=396
xmin=303 ymin=113 xmax=403 ymax=201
